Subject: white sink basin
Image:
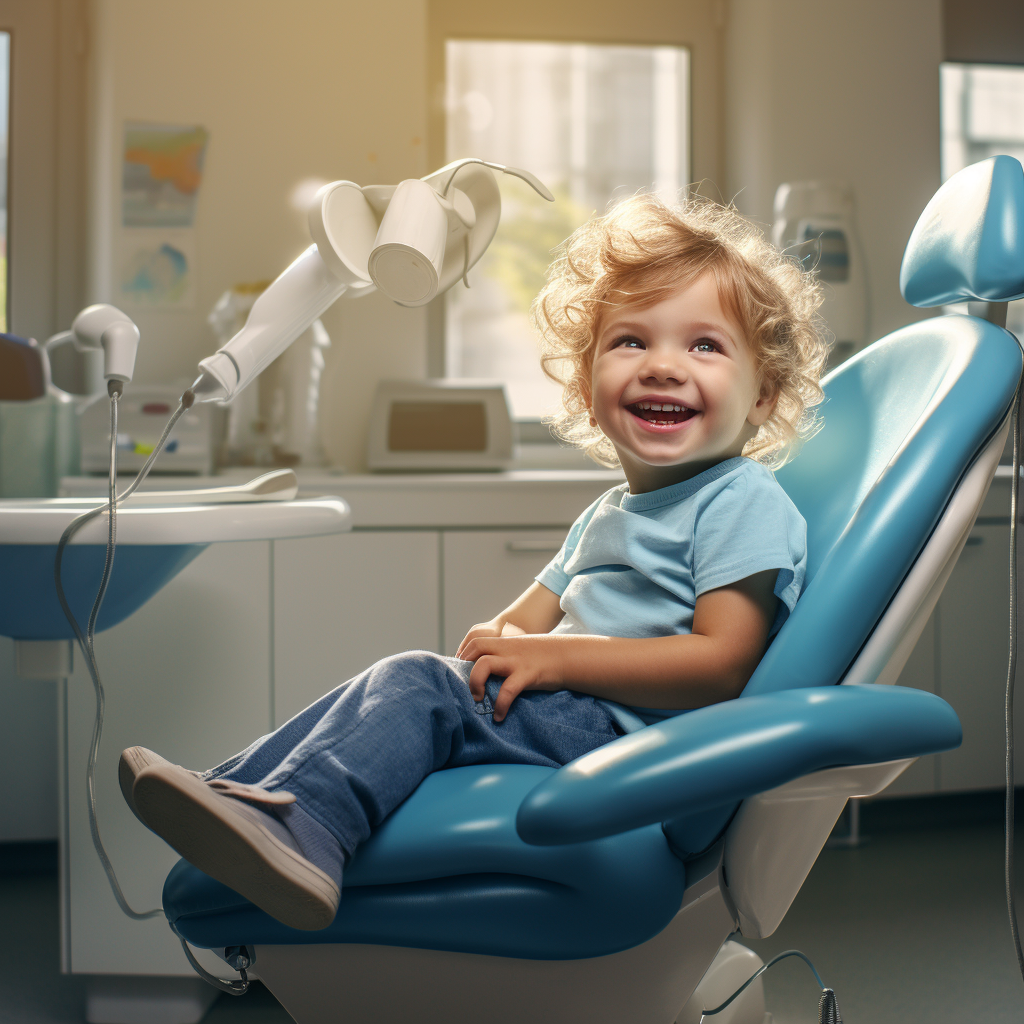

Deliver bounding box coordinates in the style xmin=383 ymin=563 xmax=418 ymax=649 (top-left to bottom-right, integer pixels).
xmin=0 ymin=494 xmax=350 ymax=640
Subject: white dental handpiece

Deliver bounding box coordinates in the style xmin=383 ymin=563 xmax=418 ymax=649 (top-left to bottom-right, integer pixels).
xmin=71 ymin=304 xmax=141 ymax=384
xmin=192 ymin=244 xmax=366 ymax=404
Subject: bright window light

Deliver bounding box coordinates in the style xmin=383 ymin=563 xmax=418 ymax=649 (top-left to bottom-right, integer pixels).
xmin=445 ymin=40 xmax=690 ymax=420
xmin=941 ymin=63 xmax=1024 ymax=334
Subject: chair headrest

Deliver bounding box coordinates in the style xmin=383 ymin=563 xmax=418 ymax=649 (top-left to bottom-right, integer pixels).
xmin=900 ymin=155 xmax=1024 ymax=307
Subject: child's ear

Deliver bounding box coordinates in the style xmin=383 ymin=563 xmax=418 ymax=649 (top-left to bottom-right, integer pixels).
xmin=747 ymin=384 xmax=778 ymax=428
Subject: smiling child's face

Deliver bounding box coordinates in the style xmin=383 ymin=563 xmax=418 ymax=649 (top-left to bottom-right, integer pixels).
xmin=589 ymin=272 xmax=776 ymax=494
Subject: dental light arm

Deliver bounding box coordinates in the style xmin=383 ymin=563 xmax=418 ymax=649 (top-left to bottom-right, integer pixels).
xmin=192 ymin=159 xmax=554 ymax=405
xmin=192 ymin=244 xmax=350 ymax=404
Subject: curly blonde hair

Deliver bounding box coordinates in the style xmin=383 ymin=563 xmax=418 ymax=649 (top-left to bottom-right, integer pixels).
xmin=532 ymin=192 xmax=829 ymax=468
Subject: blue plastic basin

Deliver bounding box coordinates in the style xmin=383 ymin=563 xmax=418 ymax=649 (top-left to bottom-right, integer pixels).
xmin=0 ymin=543 xmax=207 ymax=639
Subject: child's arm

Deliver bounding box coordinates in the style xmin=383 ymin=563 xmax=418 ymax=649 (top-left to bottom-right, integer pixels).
xmin=460 ymin=570 xmax=778 ymax=721
xmin=456 ymin=582 xmax=565 ymax=656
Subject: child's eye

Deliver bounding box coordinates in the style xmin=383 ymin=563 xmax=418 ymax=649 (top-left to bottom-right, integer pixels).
xmin=615 ymin=335 xmax=644 ymax=349
xmin=692 ymin=339 xmax=719 ymax=353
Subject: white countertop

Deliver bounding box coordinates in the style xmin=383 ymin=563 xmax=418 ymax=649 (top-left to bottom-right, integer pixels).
xmin=0 ymin=496 xmax=351 ymax=545
xmin=59 ymin=468 xmax=626 ymax=529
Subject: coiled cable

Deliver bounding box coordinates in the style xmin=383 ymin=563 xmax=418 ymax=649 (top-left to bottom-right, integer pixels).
xmin=53 ymin=379 xmax=197 ymax=920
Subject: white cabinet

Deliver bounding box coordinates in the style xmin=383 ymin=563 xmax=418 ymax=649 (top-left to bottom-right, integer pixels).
xmin=441 ymin=530 xmax=565 ymax=654
xmin=935 ymin=525 xmax=1024 ymax=792
xmin=63 ymin=541 xmax=273 ymax=975
xmin=273 ymin=532 xmax=440 ymax=725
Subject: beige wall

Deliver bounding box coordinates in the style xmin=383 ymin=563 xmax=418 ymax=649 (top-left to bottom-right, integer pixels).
xmin=87 ymin=0 xmax=429 ymax=471
xmin=725 ymin=0 xmax=944 ymax=343
xmin=85 ymin=0 xmax=948 ymax=470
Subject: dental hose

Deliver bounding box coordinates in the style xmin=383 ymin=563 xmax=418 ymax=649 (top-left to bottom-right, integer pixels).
xmin=53 ymin=380 xmax=197 ymax=921
xmin=1006 ymin=378 xmax=1024 ymax=986
xmin=699 ymin=949 xmax=841 ymax=1024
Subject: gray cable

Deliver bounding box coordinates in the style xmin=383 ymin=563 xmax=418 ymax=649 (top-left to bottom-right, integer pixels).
xmin=699 ymin=949 xmax=828 ymax=1020
xmin=1006 ymin=380 xmax=1024 ymax=984
xmin=178 ymin=938 xmax=249 ymax=996
xmin=53 ymin=381 xmax=198 ymax=920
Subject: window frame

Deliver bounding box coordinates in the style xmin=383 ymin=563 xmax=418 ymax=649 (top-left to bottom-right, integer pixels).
xmin=0 ymin=0 xmax=86 ymax=342
xmin=425 ymin=0 xmax=725 ymax=402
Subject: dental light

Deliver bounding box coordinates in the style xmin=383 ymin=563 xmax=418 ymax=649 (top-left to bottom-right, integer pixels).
xmin=192 ymin=158 xmax=553 ymax=405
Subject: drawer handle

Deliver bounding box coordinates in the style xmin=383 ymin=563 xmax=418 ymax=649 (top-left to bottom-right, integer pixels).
xmin=506 ymin=541 xmax=562 ymax=553
xmin=965 ymin=536 xmax=984 ymax=546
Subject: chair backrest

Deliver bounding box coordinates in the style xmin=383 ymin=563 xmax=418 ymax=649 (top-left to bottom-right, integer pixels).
xmin=742 ymin=154 xmax=1024 ymax=700
xmin=742 ymin=313 xmax=1020 ymax=698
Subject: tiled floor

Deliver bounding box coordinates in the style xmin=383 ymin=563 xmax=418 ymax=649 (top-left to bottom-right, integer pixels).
xmin=3 ymin=819 xmax=1024 ymax=1023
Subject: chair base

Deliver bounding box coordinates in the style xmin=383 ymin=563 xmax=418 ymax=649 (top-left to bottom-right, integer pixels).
xmin=253 ymin=865 xmax=737 ymax=1024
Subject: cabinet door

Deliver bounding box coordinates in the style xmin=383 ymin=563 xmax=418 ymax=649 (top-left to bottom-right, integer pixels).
xmin=274 ymin=532 xmax=440 ymax=725
xmin=937 ymin=525 xmax=1024 ymax=791
xmin=442 ymin=530 xmax=566 ymax=655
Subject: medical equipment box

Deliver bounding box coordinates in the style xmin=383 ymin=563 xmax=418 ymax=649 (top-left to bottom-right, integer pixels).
xmin=366 ymin=379 xmax=514 ymax=471
xmin=80 ymin=384 xmax=215 ymax=475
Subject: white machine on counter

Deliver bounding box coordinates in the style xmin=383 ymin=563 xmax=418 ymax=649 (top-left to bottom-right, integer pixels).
xmin=79 ymin=384 xmax=215 ymax=475
xmin=366 ymin=379 xmax=514 ymax=471
xmin=772 ymin=181 xmax=868 ymax=364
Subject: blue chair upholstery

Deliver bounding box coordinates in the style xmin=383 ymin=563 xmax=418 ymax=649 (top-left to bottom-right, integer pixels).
xmin=163 ymin=156 xmax=1024 ymax=964
xmin=901 ymin=154 xmax=1024 ymax=306
xmin=165 ymin=317 xmax=1008 ymax=957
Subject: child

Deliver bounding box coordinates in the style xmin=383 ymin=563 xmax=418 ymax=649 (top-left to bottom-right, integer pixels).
xmin=122 ymin=193 xmax=827 ymax=932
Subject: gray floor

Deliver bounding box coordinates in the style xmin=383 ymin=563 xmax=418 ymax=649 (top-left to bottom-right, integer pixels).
xmin=2 ymin=821 xmax=1024 ymax=1023
xmin=746 ymin=820 xmax=1024 ymax=1022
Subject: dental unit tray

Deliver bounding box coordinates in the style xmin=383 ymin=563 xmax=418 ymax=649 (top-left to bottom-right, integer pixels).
xmin=113 ymin=468 xmax=300 ymax=504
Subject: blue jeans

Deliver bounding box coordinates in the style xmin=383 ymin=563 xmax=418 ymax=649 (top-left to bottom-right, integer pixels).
xmin=205 ymin=651 xmax=623 ymax=858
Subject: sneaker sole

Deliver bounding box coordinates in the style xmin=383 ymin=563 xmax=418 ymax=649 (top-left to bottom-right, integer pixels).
xmin=119 ymin=747 xmax=172 ymax=825
xmin=132 ymin=763 xmax=339 ymax=931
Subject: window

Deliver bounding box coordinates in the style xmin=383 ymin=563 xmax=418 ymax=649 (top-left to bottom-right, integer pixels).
xmin=444 ymin=40 xmax=690 ymax=420
xmin=941 ymin=63 xmax=1024 ymax=333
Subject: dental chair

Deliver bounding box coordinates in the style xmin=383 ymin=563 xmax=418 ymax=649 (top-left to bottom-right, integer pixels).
xmin=160 ymin=156 xmax=1024 ymax=1024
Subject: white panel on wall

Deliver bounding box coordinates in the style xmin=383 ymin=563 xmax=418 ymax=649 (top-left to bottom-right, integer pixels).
xmin=88 ymin=0 xmax=430 ymax=472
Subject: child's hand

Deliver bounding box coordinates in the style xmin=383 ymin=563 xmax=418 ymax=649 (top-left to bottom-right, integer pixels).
xmin=456 ymin=619 xmax=503 ymax=659
xmin=456 ymin=619 xmax=527 ymax=659
xmin=460 ymin=634 xmax=566 ymax=721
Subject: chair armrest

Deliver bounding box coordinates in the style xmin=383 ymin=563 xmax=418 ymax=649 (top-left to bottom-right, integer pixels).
xmin=516 ymin=684 xmax=961 ymax=846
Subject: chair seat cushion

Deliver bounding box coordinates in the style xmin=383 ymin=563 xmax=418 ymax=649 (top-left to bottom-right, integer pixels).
xmin=163 ymin=764 xmax=688 ymax=960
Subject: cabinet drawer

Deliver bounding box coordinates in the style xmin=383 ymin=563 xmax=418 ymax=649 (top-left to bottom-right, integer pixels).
xmin=442 ymin=529 xmax=565 ymax=654
xmin=274 ymin=532 xmax=440 ymax=725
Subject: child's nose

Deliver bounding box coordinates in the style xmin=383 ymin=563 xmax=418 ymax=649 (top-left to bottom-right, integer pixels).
xmin=640 ymin=350 xmax=687 ymax=384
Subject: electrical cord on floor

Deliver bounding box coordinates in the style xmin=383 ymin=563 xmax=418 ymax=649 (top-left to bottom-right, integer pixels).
xmin=699 ymin=949 xmax=841 ymax=1024
xmin=1006 ymin=379 xmax=1024 ymax=986
xmin=53 ymin=379 xmax=197 ymax=921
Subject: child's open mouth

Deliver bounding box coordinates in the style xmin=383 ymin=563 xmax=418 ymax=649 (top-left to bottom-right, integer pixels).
xmin=627 ymin=401 xmax=698 ymax=427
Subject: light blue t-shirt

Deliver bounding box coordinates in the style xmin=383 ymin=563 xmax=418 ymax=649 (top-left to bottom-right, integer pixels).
xmin=535 ymin=457 xmax=807 ymax=728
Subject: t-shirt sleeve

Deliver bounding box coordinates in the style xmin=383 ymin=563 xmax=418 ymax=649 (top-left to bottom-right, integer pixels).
xmin=692 ymin=469 xmax=807 ymax=633
xmin=535 ymin=488 xmax=617 ymax=597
